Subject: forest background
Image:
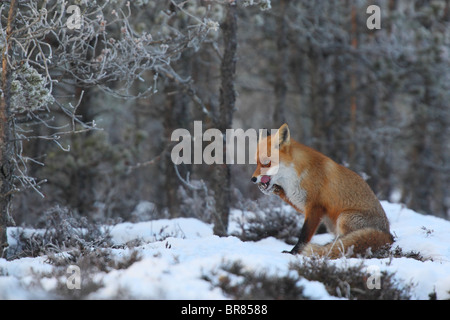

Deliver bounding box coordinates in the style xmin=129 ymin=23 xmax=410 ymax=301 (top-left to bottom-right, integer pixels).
xmin=0 ymin=0 xmax=448 ymax=254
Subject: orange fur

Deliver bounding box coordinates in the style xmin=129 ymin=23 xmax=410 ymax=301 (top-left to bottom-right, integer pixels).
xmin=252 ymin=124 xmax=393 ymax=258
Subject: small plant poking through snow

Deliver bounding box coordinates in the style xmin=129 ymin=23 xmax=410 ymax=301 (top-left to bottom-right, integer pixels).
xmin=204 ymin=257 xmax=413 ymax=300
xmin=7 ymin=205 xmax=112 ymax=259
xmin=203 ymin=260 xmax=308 ymax=300
xmin=290 ymin=257 xmax=413 ymax=300
xmin=230 ymin=196 xmax=302 ymax=244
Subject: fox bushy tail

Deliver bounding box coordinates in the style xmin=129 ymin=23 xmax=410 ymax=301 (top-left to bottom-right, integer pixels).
xmin=302 ymin=228 xmax=394 ymax=259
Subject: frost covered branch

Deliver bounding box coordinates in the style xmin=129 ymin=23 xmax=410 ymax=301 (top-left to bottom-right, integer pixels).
xmin=0 ymin=0 xmax=218 ymax=201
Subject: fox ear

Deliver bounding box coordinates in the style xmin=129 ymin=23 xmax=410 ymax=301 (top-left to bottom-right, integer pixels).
xmin=275 ymin=123 xmax=290 ymax=147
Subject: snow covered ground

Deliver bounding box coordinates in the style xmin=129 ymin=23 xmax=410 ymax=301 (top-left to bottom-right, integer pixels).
xmin=0 ymin=201 xmax=449 ymax=299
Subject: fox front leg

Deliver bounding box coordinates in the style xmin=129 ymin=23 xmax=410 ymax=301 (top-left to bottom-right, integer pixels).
xmin=282 ymin=206 xmax=324 ymax=255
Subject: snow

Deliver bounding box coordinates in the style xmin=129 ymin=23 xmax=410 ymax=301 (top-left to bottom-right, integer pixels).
xmin=1 ymin=201 xmax=449 ymax=299
xmin=108 ymin=217 xmax=213 ymax=244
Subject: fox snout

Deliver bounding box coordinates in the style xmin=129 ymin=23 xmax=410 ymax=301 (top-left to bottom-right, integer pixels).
xmin=251 ymin=175 xmax=271 ymax=184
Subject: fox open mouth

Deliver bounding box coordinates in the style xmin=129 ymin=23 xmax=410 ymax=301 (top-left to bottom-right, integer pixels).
xmin=258 ymin=175 xmax=281 ymax=194
xmin=259 ymin=175 xmax=272 ymax=189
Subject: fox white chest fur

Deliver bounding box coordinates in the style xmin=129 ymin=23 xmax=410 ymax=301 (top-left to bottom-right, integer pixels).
xmin=271 ymin=163 xmax=308 ymax=213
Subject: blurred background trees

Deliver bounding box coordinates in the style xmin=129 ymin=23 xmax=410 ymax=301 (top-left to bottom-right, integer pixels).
xmin=2 ymin=0 xmax=449 ymax=240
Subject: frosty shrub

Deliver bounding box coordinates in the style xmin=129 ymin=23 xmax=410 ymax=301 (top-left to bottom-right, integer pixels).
xmin=205 ymin=258 xmax=413 ymax=300
xmin=290 ymin=257 xmax=413 ymax=300
xmin=41 ymin=247 xmax=141 ymax=299
xmin=230 ymin=195 xmax=302 ymax=244
xmin=7 ymin=205 xmax=112 ymax=259
xmin=177 ymin=181 xmax=215 ymax=223
xmin=203 ymin=260 xmax=308 ymax=300
xmin=7 ymin=63 xmax=54 ymax=115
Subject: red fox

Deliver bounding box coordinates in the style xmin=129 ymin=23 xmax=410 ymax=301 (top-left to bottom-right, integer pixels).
xmin=251 ymin=124 xmax=393 ymax=259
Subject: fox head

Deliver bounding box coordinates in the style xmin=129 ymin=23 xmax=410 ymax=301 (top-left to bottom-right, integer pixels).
xmin=251 ymin=123 xmax=291 ymax=194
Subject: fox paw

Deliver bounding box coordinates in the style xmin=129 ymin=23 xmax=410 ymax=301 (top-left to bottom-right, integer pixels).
xmin=282 ymin=248 xmax=300 ymax=255
xmin=272 ymin=184 xmax=283 ymax=195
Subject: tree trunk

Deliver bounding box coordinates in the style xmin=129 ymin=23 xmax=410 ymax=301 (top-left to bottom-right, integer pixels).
xmin=348 ymin=4 xmax=358 ymax=168
xmin=164 ymin=81 xmax=190 ymax=217
xmin=0 ymin=0 xmax=18 ymax=258
xmin=212 ymin=2 xmax=237 ymax=236
xmin=272 ymin=0 xmax=288 ymax=127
